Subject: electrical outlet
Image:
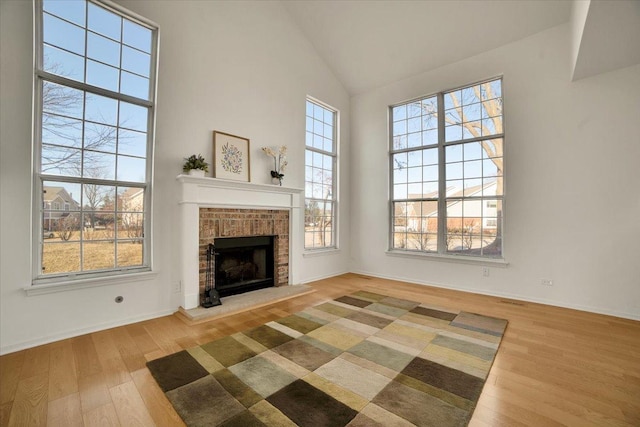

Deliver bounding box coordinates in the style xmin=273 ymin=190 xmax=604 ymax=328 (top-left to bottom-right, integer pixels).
xmin=173 ymin=280 xmax=182 ymax=293
xmin=541 ymin=278 xmax=553 ymax=286
xmin=482 ymin=267 xmax=490 ymax=277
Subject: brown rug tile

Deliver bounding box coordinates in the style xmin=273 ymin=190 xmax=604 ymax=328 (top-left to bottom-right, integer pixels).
xmin=267 ymin=379 xmax=358 ymax=427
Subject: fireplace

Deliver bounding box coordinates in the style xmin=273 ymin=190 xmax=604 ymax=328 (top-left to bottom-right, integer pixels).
xmin=199 ymin=207 xmax=290 ymax=306
xmin=178 ymin=175 xmax=302 ymax=310
xmin=212 ymin=236 xmax=275 ymax=297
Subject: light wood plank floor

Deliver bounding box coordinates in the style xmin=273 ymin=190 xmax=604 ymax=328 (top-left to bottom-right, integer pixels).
xmin=1 ymin=273 xmax=639 ymax=426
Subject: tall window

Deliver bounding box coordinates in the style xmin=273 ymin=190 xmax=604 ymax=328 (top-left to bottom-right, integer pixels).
xmin=305 ymin=99 xmax=338 ymax=249
xmin=34 ymin=0 xmax=157 ymax=281
xmin=390 ymin=78 xmax=503 ymax=258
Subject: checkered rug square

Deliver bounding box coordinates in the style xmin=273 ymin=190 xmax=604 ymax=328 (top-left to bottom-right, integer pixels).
xmin=147 ymin=291 xmax=507 ymax=426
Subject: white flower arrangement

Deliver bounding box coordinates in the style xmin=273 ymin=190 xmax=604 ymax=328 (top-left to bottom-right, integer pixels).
xmin=262 ymin=145 xmax=288 ymax=185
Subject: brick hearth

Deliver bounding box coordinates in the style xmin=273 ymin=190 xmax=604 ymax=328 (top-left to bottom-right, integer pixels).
xmin=199 ymin=208 xmax=289 ymax=300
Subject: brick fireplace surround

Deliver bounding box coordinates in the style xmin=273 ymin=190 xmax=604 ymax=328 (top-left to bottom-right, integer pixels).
xmin=177 ymin=175 xmax=303 ymax=309
xmin=199 ymin=208 xmax=290 ymax=299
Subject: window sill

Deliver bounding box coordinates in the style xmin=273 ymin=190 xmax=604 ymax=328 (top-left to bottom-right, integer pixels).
xmin=26 ymin=269 xmax=156 ymax=296
xmin=303 ymin=248 xmax=341 ymax=258
xmin=385 ymin=250 xmax=508 ymax=267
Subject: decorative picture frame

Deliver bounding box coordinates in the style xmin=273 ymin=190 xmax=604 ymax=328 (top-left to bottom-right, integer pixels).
xmin=212 ymin=131 xmax=250 ymax=182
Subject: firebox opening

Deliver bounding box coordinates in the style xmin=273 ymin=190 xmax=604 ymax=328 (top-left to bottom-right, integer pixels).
xmin=213 ymin=235 xmax=275 ymax=298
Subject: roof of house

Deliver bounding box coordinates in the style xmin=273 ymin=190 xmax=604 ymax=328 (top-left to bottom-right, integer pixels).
xmin=43 ymin=186 xmax=79 ymax=206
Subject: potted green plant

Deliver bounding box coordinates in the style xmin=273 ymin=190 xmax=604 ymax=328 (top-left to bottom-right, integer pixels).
xmin=183 ymin=154 xmax=209 ymax=177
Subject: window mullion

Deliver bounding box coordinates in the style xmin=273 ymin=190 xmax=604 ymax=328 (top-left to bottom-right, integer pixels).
xmin=436 ymin=92 xmax=446 ymax=254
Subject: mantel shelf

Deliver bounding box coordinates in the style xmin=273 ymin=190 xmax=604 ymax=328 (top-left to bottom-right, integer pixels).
xmin=176 ymin=174 xmax=303 ymax=194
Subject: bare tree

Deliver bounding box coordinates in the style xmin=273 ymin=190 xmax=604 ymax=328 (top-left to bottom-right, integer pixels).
xmin=56 ymin=213 xmax=80 ymax=241
xmin=462 ymin=219 xmax=477 ymax=250
xmin=41 ymin=57 xmax=121 ymax=182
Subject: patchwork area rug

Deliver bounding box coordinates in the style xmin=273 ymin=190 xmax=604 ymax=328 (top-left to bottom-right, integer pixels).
xmin=148 ymin=291 xmax=507 ymax=426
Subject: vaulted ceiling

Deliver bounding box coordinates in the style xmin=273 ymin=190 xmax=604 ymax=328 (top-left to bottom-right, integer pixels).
xmin=282 ymin=1 xmax=640 ymax=96
xmin=282 ymin=0 xmax=573 ymax=95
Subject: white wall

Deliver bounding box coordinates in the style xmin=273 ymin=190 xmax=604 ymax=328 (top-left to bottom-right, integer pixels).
xmin=350 ymin=24 xmax=640 ymax=320
xmin=0 ymin=0 xmax=350 ymax=354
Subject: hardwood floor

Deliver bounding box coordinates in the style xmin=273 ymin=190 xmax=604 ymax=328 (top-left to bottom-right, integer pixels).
xmin=1 ymin=273 xmax=639 ymax=426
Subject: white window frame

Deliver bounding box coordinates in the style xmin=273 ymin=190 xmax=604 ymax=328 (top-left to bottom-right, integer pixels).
xmin=32 ymin=0 xmax=159 ymax=285
xmin=388 ymin=77 xmax=505 ymax=262
xmin=304 ymin=97 xmax=339 ymax=251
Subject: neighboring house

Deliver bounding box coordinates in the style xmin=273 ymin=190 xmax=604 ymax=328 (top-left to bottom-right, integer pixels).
xmin=118 ymin=187 xmax=144 ymax=239
xmin=43 ymin=186 xmax=80 ymax=231
xmin=401 ymin=180 xmax=499 ymax=232
xmin=119 ymin=187 xmax=144 ymax=213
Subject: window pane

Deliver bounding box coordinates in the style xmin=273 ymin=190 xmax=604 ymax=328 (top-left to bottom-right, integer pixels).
xmin=123 ymin=19 xmax=152 ymax=53
xmin=407 ymin=132 xmax=421 ymax=148
xmin=463 ymin=103 xmax=481 ymax=122
xmin=88 ymin=2 xmax=121 ymax=41
xmin=118 ymin=129 xmax=147 ymax=157
xmin=85 ymin=93 xmax=118 ymax=126
xmin=393 ymin=184 xmax=408 ymax=199
xmin=117 ymin=155 xmax=146 ymax=182
xmin=407 ymin=167 xmax=421 ymax=183
xmin=120 ymin=71 xmax=149 ymax=100
xmin=446 ymin=144 xmax=462 ymax=163
xmin=323 ymin=137 xmax=332 ymax=153
xmin=392 ymin=105 xmax=406 ymax=121
xmin=43 ymin=242 xmax=80 ymax=274
xmin=83 ymin=151 xmax=115 ymax=179
xmin=122 ymin=46 xmax=150 ymax=77
xmin=482 ymin=138 xmax=503 ymax=159
xmin=394 ymin=168 xmax=407 ymax=184
xmin=119 ymin=102 xmax=148 ymax=132
xmin=82 ymin=184 xmax=115 ymax=212
xmin=84 ymin=122 xmax=117 ymax=153
xmin=43 ymin=13 xmax=85 ymax=55
xmin=392 ymin=135 xmax=407 ymax=150
xmin=43 ymin=0 xmax=86 ymax=26
xmin=118 ymin=187 xmax=144 ymax=211
xmin=41 ymin=145 xmax=82 ymax=176
xmin=393 ymin=120 xmax=407 ymax=136
xmin=118 ymin=212 xmax=144 ymax=238
xmin=446 ymin=162 xmax=463 ymax=180
xmin=407 ymin=117 xmax=420 ymax=133
xmin=445 ymin=124 xmax=462 ymax=142
xmin=87 ymin=32 xmax=121 ymax=67
xmin=423 ymin=148 xmax=438 ymax=165
xmin=43 ymin=82 xmax=84 ymax=119
xmin=464 ymin=160 xmax=482 ymax=179
xmin=464 ymin=142 xmax=483 ymax=160
xmin=407 ymin=151 xmax=422 ymax=167
xmin=83 ymin=213 xmax=114 ymax=240
xmin=83 ymin=241 xmax=115 ymax=270
xmin=422 ymin=181 xmax=438 ymax=197
xmin=86 ymin=59 xmax=119 ymax=92
xmin=422 ymin=129 xmax=437 ymax=145
xmin=43 ymin=45 xmax=84 ymax=81
xmin=117 ymin=240 xmax=143 ymax=266
xmin=422 ymin=165 xmax=437 ymax=181
xmin=42 ymin=113 xmax=83 ymax=148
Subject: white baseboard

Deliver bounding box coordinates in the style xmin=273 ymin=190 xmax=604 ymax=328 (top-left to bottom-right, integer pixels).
xmin=299 ymin=269 xmax=350 ymax=285
xmin=0 ymin=308 xmax=176 ymax=356
xmin=349 ymin=269 xmax=640 ymax=322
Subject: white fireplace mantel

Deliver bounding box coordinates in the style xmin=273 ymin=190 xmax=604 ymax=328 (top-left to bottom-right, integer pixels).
xmin=177 ymin=174 xmax=303 ymax=309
